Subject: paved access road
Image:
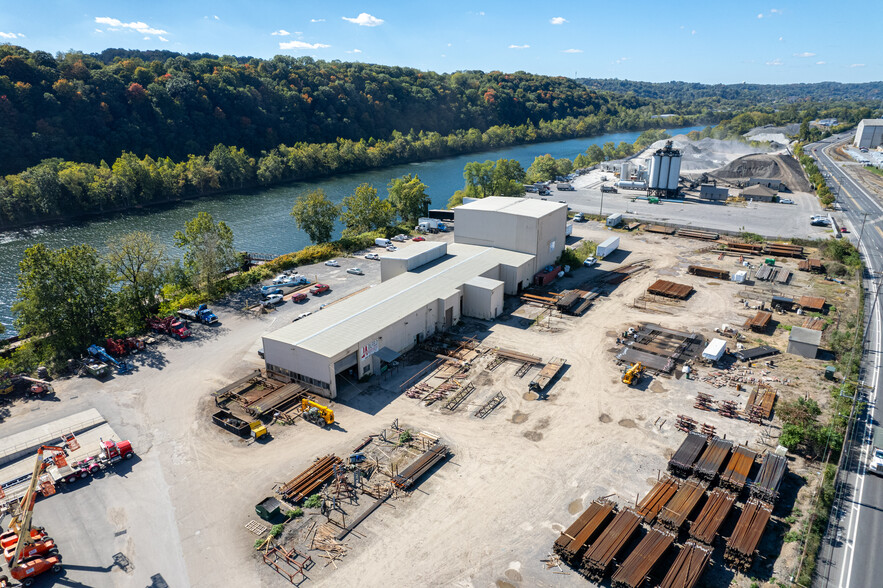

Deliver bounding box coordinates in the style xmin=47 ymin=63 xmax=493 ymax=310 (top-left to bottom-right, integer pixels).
xmin=811 ymin=134 xmax=883 ymax=588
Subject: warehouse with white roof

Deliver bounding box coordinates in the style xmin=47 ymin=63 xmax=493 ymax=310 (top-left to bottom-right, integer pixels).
xmin=261 ymin=197 xmax=567 ymax=398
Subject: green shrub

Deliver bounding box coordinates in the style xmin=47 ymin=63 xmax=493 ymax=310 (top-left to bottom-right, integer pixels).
xmin=304 ymin=494 xmax=322 ymax=508
xmin=286 ymin=508 xmax=303 ymax=519
xmin=399 ymin=430 xmax=412 ymax=444
xmin=270 ymin=523 xmax=284 ymax=537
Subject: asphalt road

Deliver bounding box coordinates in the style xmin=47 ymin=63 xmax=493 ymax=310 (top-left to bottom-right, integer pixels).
xmin=810 ymin=134 xmax=883 ymax=588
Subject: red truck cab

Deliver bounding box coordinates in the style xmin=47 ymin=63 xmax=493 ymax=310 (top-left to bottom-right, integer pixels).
xmin=170 ymin=320 xmax=190 ymax=339
xmin=101 ymin=440 xmax=134 ymax=464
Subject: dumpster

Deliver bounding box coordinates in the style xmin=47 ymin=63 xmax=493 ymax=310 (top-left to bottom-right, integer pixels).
xmin=256 ymin=496 xmax=282 ymax=521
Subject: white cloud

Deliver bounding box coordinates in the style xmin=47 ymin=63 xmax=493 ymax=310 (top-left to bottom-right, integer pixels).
xmin=143 ymin=36 xmax=150 ymax=40
xmin=770 ymin=8 xmax=781 ymax=13
xmin=342 ymin=13 xmax=384 ymax=27
xmin=816 ymin=61 xmax=826 ymax=65
xmin=0 ymin=31 xmax=24 ymax=39
xmin=615 ymin=57 xmax=630 ymax=64
xmin=778 ymin=36 xmax=784 ymax=41
xmin=447 ymin=43 xmax=452 ymax=47
xmin=271 ymin=29 xmax=291 ymax=36
xmin=550 ymin=17 xmax=567 ymax=25
xmin=691 ymin=29 xmax=696 ymax=35
xmin=311 ymin=18 xmax=325 ymax=23
xmin=213 ymin=15 xmax=219 ymax=20
xmin=766 ymin=58 xmax=783 ymax=66
xmin=508 ymin=44 xmax=530 ymax=49
xmin=94 ymin=29 xmax=103 ymax=33
xmin=279 ymin=40 xmax=330 ymax=50
xmin=794 ymin=52 xmax=815 ymax=58
xmin=346 ymin=49 xmax=362 ymax=54
xmin=479 ymin=11 xmax=485 ymax=16
xmin=95 ymin=17 xmax=168 ymax=36
xmin=757 ymin=13 xmax=763 ymax=19
xmin=562 ymin=48 xmax=583 ymax=53
xmin=849 ymin=63 xmax=866 ymax=68
xmin=159 ymin=36 xmax=169 ymax=42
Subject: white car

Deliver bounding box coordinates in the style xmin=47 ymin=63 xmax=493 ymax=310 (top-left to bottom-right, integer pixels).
xmin=365 ymin=253 xmax=380 ymax=260
xmin=391 ymin=234 xmax=407 ymax=242
xmin=386 ymin=245 xmax=398 ymax=252
xmin=779 ymin=198 xmax=794 ymax=204
xmin=293 ymin=311 xmax=312 ymax=321
xmin=263 ymin=294 xmax=283 ymax=305
xmin=272 ymin=274 xmax=289 ymax=284
xmin=583 ymin=256 xmax=598 ymax=267
xmin=324 ymin=260 xmax=340 ymax=267
xmin=347 ymin=267 xmax=364 ymax=275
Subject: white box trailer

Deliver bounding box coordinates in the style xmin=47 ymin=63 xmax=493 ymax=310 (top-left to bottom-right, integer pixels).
xmin=702 ymin=338 xmax=727 ymax=362
xmin=606 ymin=213 xmax=623 ymax=227
xmin=597 ymin=236 xmax=619 ymax=259
xmin=375 ymin=238 xmax=392 ymax=247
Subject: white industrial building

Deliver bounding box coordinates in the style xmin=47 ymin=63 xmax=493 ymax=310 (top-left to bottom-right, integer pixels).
xmin=855 ymin=119 xmax=883 ymax=150
xmin=261 ymin=197 xmax=566 ymax=399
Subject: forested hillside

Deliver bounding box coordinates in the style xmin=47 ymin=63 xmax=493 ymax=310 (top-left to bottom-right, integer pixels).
xmin=579 ymin=78 xmax=883 ymax=106
xmin=0 ymin=45 xmax=646 ymax=175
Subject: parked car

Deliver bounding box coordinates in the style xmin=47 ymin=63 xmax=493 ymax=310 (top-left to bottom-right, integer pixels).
xmin=779 ymin=198 xmax=794 ymax=204
xmin=278 ymin=276 xmax=309 ymax=288
xmin=291 ymin=292 xmax=308 ymax=302
xmin=386 ymin=245 xmax=398 ymax=251
xmin=412 ymin=236 xmax=425 ymax=242
xmin=391 ymin=234 xmax=407 ymax=242
xmin=365 ymin=252 xmax=380 ymax=260
xmin=310 ymin=283 xmax=330 ymax=294
xmin=811 ymin=219 xmax=831 ymax=227
xmin=261 ymin=287 xmax=283 ymax=298
xmin=324 ymin=260 xmax=340 ymax=267
xmin=583 ymin=256 xmax=598 ymax=267
xmin=293 ymin=312 xmax=312 ymax=321
xmin=840 ymin=227 xmax=849 ymax=233
xmin=347 ymin=268 xmax=364 ymax=275
xmin=263 ymin=294 xmax=283 ymax=305
xmin=272 ymin=274 xmax=290 ymax=285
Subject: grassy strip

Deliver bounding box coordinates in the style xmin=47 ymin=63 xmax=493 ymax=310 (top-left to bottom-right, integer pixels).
xmin=795 ymin=464 xmax=837 ymax=585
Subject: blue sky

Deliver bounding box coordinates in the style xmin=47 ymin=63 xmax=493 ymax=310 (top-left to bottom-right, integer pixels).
xmin=0 ymin=1 xmax=878 ymax=84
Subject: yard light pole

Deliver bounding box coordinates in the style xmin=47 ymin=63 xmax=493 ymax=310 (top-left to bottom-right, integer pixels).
xmin=599 ymin=190 xmax=604 ymax=218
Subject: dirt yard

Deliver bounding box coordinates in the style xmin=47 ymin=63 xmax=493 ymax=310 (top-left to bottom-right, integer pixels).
xmin=0 ymin=223 xmax=856 ymax=588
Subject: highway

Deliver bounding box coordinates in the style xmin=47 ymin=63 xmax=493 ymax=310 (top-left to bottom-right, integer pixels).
xmin=811 ymin=133 xmax=883 ymax=588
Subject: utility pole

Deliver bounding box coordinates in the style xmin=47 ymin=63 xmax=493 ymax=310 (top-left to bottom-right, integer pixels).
xmin=599 ymin=190 xmax=605 ymax=218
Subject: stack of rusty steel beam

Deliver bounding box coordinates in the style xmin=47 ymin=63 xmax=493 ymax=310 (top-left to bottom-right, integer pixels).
xmin=279 ymin=454 xmax=342 ymax=502
xmin=745 ymin=384 xmax=777 ymax=420
xmin=657 ymin=480 xmax=706 ymax=531
xmin=743 ymin=310 xmax=773 ymax=332
xmin=636 ymin=476 xmax=679 ymax=523
xmin=610 ymin=526 xmax=675 ymax=588
xmin=392 ymin=443 xmax=449 ymax=489
xmin=750 ymin=452 xmax=787 ymax=503
xmin=580 ymin=509 xmax=643 ymax=582
xmin=765 ymin=242 xmax=804 ymax=258
xmin=720 ymin=445 xmax=757 ymax=492
xmin=658 ymin=540 xmax=712 ymax=588
xmin=688 ymin=488 xmax=736 ymax=545
xmin=798 ymin=258 xmax=824 ymax=272
xmin=723 ymin=242 xmax=764 ymax=255
xmin=668 ymin=432 xmax=708 ymax=477
xmin=725 ymin=499 xmax=772 ymax=571
xmin=677 ymin=228 xmax=719 ymax=241
xmin=553 ymin=499 xmax=616 ymax=564
xmin=688 ymin=265 xmax=730 ymax=280
xmin=647 ymin=279 xmax=693 ymax=300
xmin=694 ymin=437 xmax=734 ymax=481
xmin=494 ymin=348 xmax=542 ymax=366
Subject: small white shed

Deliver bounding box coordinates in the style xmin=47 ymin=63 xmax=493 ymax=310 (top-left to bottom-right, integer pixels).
xmin=702 ymin=338 xmax=727 ymax=362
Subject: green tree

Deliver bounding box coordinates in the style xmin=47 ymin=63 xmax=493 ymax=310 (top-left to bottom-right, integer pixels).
xmin=290 ymin=189 xmax=340 ymax=244
xmin=105 ymin=231 xmax=167 ymax=326
xmin=174 ymin=212 xmax=237 ymax=295
xmin=490 ymin=159 xmax=526 ymax=195
xmin=585 ymin=144 xmax=605 ymax=164
xmin=463 ymin=161 xmax=494 ymax=198
xmin=387 ymin=174 xmax=429 ymax=223
xmin=13 ymin=243 xmax=115 ymax=354
xmin=339 ymin=183 xmax=394 ymax=237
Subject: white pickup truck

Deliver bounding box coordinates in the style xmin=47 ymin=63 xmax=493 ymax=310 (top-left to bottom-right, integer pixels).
xmin=870 ymin=426 xmax=883 ymax=476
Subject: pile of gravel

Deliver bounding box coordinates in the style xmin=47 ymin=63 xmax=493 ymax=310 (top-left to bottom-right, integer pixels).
xmin=645 ymin=135 xmax=770 ymax=172
xmin=712 ymin=153 xmax=811 ymax=192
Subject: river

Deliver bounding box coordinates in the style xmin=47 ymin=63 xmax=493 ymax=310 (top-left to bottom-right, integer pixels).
xmin=0 ymin=125 xmax=702 ymax=334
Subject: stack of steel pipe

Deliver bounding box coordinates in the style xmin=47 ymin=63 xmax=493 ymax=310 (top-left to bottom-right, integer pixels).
xmin=580 ymin=509 xmax=643 ymax=582
xmin=610 ymin=526 xmax=675 ymax=588
xmin=720 ymin=445 xmax=757 ymax=492
xmin=657 ymin=480 xmax=706 ymax=531
xmin=725 ymin=499 xmax=772 ymax=571
xmin=636 ymin=476 xmax=679 ymax=523
xmin=693 ymin=437 xmax=733 ymax=481
xmin=750 ymin=452 xmax=787 ymax=504
xmin=553 ymin=499 xmax=616 ymax=563
xmin=667 ymin=432 xmax=708 ymax=477
xmin=392 ymin=444 xmax=449 ymax=489
xmin=658 ymin=540 xmax=712 ymax=588
xmin=688 ymin=488 xmax=736 ymax=545
xmin=279 ymin=454 xmax=342 ymax=502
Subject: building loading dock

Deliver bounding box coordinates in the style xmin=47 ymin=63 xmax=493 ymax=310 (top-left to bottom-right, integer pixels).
xmin=262 ymin=198 xmax=567 ymax=399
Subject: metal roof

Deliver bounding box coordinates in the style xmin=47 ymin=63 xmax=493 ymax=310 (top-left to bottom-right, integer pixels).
xmin=789 ymin=326 xmax=822 ymax=346
xmin=456 ymin=196 xmax=566 ymax=217
xmin=265 ymin=244 xmax=533 ymax=358
xmin=741 ymin=185 xmax=777 ymax=197
xmin=464 ymin=276 xmax=504 ymax=290
xmin=383 ymin=241 xmax=446 ymax=261
xmin=859 ymin=119 xmax=883 ymax=126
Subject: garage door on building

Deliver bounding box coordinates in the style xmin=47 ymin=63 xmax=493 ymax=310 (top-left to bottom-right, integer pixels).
xmin=333 ymin=352 xmax=358 ymax=374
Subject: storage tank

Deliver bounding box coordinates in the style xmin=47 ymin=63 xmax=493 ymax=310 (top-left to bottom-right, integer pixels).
xmin=667 ymin=152 xmax=681 ymax=192
xmin=648 ymin=140 xmax=682 ymax=196
xmin=657 ymin=154 xmax=671 ymax=190
xmin=620 ymin=161 xmax=630 ymax=180
xmin=649 ymin=155 xmax=661 ymax=188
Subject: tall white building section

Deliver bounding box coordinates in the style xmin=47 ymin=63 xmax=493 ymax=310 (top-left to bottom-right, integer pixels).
xmin=854 ymin=119 xmax=883 ymax=150
xmin=647 ymin=140 xmax=682 ymax=198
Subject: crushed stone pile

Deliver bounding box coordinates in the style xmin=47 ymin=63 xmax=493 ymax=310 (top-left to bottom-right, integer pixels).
xmin=711 ymin=154 xmax=811 ymax=192
xmin=645 ymin=135 xmax=770 ymax=172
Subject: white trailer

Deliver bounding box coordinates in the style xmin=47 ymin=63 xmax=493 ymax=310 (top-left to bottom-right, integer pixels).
xmin=702 ymin=338 xmax=727 ymax=362
xmin=597 ymin=236 xmax=620 ymax=259
xmin=606 ymin=213 xmax=623 ymax=227
xmin=375 ymin=238 xmax=392 ymax=247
